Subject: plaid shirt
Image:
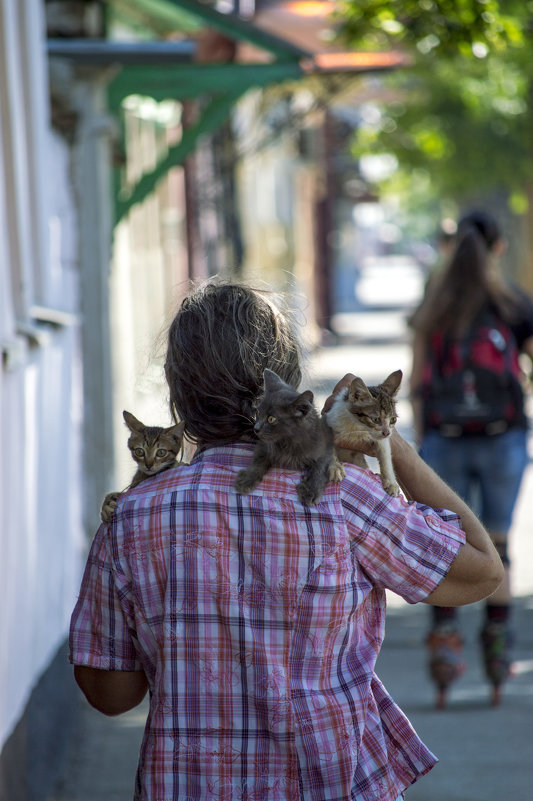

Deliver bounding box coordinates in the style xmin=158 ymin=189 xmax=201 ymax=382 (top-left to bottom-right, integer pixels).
xmin=70 ymin=443 xmax=465 ymax=801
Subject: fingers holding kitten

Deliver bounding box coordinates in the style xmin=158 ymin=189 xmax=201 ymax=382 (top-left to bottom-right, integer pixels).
xmin=321 ymin=374 xmax=356 ymax=414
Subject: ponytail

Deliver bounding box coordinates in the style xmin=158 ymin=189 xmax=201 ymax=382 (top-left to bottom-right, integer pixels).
xmin=413 ymin=225 xmax=488 ymax=336
xmin=411 ymin=210 xmax=518 ymax=337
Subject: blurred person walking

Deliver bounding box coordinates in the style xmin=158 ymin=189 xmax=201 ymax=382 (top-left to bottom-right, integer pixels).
xmin=409 ymin=209 xmax=533 ymax=707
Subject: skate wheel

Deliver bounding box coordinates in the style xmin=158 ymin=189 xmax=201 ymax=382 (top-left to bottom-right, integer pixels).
xmin=491 ymin=685 xmax=502 ymax=707
xmin=436 ymin=688 xmax=447 ymax=710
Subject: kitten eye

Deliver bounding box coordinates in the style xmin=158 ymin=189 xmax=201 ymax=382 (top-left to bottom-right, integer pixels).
xmin=372 ymin=417 xmax=381 ymax=425
xmin=267 ymin=415 xmax=277 ymax=425
xmin=134 ymin=448 xmax=145 ymax=457
xmin=156 ymin=449 xmax=168 ymax=457
xmin=390 ymin=417 xmax=397 ymax=425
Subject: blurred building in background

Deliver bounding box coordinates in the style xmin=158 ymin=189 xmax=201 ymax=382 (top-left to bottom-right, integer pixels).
xmin=0 ymin=2 xmax=87 ymax=798
xmin=0 ymin=1 xmax=407 ymax=798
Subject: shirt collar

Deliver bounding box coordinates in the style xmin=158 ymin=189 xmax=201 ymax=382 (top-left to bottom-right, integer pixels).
xmin=191 ymin=441 xmax=255 ymax=468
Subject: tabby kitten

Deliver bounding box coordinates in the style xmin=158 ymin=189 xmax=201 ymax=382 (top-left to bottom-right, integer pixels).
xmin=234 ymin=369 xmax=344 ymax=507
xmin=325 ymin=370 xmax=402 ymax=496
xmin=100 ymin=410 xmax=185 ymax=523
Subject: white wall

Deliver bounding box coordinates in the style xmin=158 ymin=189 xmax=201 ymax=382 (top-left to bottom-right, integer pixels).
xmin=0 ymin=0 xmax=84 ymax=751
xmin=110 ymin=98 xmax=190 ymax=487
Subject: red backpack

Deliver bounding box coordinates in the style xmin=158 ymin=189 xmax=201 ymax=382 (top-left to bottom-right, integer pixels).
xmin=422 ymin=309 xmax=523 ymax=436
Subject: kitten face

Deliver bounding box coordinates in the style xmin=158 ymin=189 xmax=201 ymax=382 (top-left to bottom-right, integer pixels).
xmin=253 ymin=373 xmax=314 ymax=443
xmin=346 ymin=393 xmax=397 ymax=439
xmin=346 ymin=370 xmax=401 ymax=439
xmin=123 ymin=411 xmax=184 ymax=476
xmin=334 ymin=370 xmax=402 ymax=441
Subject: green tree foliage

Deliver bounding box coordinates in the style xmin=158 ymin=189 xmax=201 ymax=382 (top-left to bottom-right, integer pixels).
xmin=339 ymin=0 xmax=524 ymax=55
xmin=337 ymin=0 xmax=533 ymax=209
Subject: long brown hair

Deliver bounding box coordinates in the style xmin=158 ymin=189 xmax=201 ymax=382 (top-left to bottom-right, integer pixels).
xmin=164 ymin=280 xmax=302 ymax=445
xmin=412 ymin=210 xmax=522 ymax=337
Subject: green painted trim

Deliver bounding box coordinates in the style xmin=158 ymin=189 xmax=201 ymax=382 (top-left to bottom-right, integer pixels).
xmin=115 ymin=88 xmax=244 ymax=222
xmin=109 ymin=0 xmax=201 ymax=36
xmin=110 ymin=0 xmax=308 ymax=58
xmin=108 ymin=61 xmax=303 ymax=107
xmin=153 ymin=0 xmax=308 ymax=58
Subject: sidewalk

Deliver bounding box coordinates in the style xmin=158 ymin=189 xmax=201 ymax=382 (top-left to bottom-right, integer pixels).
xmin=52 ymin=310 xmax=533 ymax=801
xmin=54 ymin=595 xmax=533 ymax=801
xmin=378 ymin=594 xmax=533 ymax=801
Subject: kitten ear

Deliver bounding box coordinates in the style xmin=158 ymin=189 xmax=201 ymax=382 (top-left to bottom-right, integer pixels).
xmin=293 ymin=389 xmax=314 ymax=416
xmin=263 ymin=369 xmax=285 ymax=390
xmin=123 ymin=410 xmax=145 ymax=432
xmin=169 ymin=420 xmax=185 ymax=441
xmin=348 ymin=377 xmax=372 ymax=403
xmin=382 ymin=370 xmax=403 ymax=396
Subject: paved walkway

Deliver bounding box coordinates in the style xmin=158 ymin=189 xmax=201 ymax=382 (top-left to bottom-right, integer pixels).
xmin=53 ymin=306 xmax=533 ymax=801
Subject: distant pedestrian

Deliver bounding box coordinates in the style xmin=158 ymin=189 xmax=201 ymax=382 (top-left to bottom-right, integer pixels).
xmin=409 ymin=209 xmax=533 ymax=707
xmin=70 ymin=280 xmax=503 ymax=799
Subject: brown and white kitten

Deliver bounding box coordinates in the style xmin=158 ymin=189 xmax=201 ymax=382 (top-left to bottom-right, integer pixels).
xmin=100 ymin=410 xmax=185 ymax=523
xmin=325 ymin=370 xmax=402 ymax=496
xmin=234 ymin=369 xmax=344 ymax=507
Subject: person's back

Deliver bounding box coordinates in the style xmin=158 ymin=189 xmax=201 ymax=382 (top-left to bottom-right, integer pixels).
xmin=90 ymin=436 xmax=467 ymax=800
xmin=70 ymin=280 xmax=504 ymax=799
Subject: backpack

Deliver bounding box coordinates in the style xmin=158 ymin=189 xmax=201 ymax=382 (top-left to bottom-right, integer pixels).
xmin=422 ymin=309 xmax=523 ymax=437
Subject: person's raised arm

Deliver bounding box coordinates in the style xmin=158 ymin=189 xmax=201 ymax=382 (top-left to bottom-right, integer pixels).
xmin=323 ymin=375 xmax=504 ymax=608
xmin=388 ymin=430 xmax=504 ymax=606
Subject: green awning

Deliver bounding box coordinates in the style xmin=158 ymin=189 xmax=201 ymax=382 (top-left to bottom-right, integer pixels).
xmin=48 ymin=0 xmax=405 ymax=221
xmin=110 ymin=0 xmax=309 ymax=59
xmin=105 ymin=0 xmax=311 ymax=222
xmin=108 ymin=60 xmax=305 ymax=106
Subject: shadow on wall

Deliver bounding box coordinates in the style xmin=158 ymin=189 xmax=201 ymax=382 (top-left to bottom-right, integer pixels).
xmin=0 ymin=642 xmax=79 ymax=801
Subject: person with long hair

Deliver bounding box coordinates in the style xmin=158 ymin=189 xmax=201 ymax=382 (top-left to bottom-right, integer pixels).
xmin=410 ymin=210 xmax=533 ymax=706
xmin=70 ymin=280 xmax=503 ymax=799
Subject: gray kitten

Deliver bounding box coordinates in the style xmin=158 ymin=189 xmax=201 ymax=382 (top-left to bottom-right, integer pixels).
xmin=234 ymin=369 xmax=344 ymax=506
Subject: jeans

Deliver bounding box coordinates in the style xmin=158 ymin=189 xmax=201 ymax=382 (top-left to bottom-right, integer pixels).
xmin=420 ymin=427 xmax=528 ymax=533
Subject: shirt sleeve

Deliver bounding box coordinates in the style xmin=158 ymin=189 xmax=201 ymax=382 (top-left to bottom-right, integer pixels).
xmin=69 ymin=524 xmax=142 ymax=671
xmin=342 ymin=469 xmax=466 ymax=604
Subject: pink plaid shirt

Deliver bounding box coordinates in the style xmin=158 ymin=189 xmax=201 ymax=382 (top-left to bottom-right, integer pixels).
xmin=70 ymin=443 xmax=465 ymax=801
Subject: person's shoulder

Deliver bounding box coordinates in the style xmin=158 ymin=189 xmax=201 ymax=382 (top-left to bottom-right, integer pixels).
xmin=499 ymin=285 xmax=533 ymax=344
xmin=112 ymin=463 xmax=193 ymax=514
xmin=515 ymin=287 xmax=533 ymax=318
xmin=338 ymin=462 xmax=395 ymax=509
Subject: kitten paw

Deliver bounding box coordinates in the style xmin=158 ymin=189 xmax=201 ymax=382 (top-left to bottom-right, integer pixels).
xmin=329 ymin=458 xmax=346 ymax=483
xmin=234 ymin=470 xmax=258 ymax=495
xmin=101 ymin=492 xmax=121 ymax=523
xmin=297 ymin=481 xmax=322 ymax=507
xmin=382 ymin=479 xmax=400 ymax=497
